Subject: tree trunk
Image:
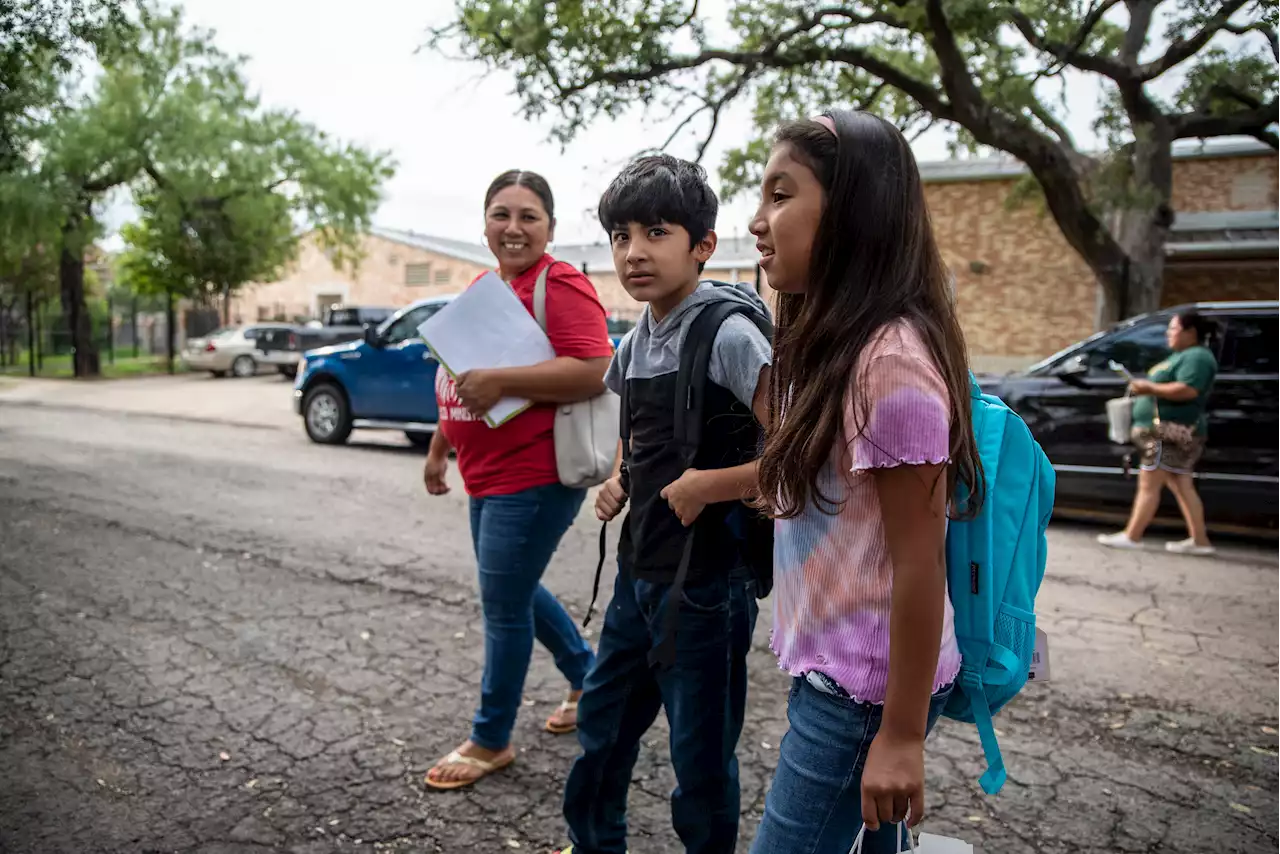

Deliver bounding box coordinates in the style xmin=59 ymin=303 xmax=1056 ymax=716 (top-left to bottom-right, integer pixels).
xmin=1101 ymin=130 xmax=1175 ymax=323
xmin=222 ymin=283 xmax=231 ymax=327
xmin=5 ymin=313 xmax=15 ymax=366
xmin=131 ymin=296 xmax=139 ymax=359
xmin=165 ymin=291 xmax=176 ymax=374
xmin=59 ymin=219 xmax=100 ymax=378
xmin=27 ymin=290 xmax=36 ymax=378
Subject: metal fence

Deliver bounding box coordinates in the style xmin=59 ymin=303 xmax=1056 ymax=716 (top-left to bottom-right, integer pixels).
xmin=0 ymin=303 xmax=184 ymax=378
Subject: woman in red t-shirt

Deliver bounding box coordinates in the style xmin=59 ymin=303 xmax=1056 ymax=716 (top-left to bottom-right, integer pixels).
xmin=423 ymin=170 xmax=613 ymax=790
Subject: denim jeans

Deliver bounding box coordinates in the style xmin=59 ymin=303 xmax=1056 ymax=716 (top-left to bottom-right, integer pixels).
xmin=749 ymin=676 xmax=954 ymax=854
xmin=468 ymin=482 xmax=595 ymax=751
xmin=562 ymin=567 xmax=759 ymax=854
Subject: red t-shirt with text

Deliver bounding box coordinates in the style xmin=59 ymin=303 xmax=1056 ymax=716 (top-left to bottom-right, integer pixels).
xmin=436 ymin=255 xmax=612 ymax=497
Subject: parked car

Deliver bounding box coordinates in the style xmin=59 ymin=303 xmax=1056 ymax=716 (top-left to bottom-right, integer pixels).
xmin=980 ymin=300 xmax=1278 ymax=529
xmin=183 ymin=324 xmax=298 ymax=378
xmin=293 ymin=298 xmax=452 ymax=446
xmin=257 ymin=306 xmax=396 ymax=379
xmin=293 ymin=298 xmax=636 ymax=447
xmin=252 ymin=326 xmax=306 ymax=378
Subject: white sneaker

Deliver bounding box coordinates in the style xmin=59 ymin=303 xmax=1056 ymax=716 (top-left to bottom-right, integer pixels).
xmin=1097 ymin=532 xmax=1143 ymax=550
xmin=1166 ymin=538 xmax=1216 ymax=556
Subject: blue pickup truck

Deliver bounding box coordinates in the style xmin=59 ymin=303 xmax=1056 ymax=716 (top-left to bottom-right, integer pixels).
xmin=293 ymin=297 xmax=631 ymax=446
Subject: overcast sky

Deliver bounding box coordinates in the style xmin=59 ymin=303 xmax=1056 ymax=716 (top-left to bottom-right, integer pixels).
xmin=102 ymin=0 xmax=1191 ymax=248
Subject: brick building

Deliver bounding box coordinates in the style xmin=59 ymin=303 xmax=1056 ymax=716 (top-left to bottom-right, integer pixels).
xmin=231 ymin=139 xmax=1277 ymax=368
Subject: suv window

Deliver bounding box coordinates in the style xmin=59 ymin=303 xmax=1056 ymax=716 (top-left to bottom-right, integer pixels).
xmin=242 ymin=328 xmax=259 ymax=341
xmin=1083 ymin=321 xmax=1170 ymax=373
xmin=382 ymin=303 xmax=446 ymax=346
xmin=360 ymin=308 xmax=393 ymax=325
xmin=1221 ymin=314 xmax=1278 ymax=375
xmin=327 ymin=308 xmax=359 ymax=327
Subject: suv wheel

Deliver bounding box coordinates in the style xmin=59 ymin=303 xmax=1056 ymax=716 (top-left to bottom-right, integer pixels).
xmin=304 ymin=383 xmax=353 ymax=444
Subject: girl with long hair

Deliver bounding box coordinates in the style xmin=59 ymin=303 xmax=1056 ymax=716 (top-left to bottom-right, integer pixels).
xmin=748 ymin=110 xmax=983 ymax=853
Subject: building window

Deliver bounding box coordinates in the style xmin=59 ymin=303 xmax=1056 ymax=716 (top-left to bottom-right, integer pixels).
xmin=435 ymin=269 xmax=451 ymax=285
xmin=405 ymin=263 xmax=432 ymax=285
xmin=257 ymin=306 xmax=270 ymax=321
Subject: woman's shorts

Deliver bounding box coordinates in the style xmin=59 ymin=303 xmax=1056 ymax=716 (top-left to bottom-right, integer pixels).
xmin=1131 ymin=427 xmax=1205 ymax=474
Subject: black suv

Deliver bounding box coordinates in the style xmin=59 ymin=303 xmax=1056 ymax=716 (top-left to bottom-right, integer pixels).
xmin=980 ymin=301 xmax=1278 ymax=530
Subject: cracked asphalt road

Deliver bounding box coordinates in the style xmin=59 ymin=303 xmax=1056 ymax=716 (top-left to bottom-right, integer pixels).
xmin=0 ymin=391 xmax=1276 ymax=853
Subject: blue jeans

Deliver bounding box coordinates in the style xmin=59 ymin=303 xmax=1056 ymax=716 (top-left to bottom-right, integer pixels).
xmin=750 ymin=676 xmax=954 ymax=854
xmin=562 ymin=567 xmax=759 ymax=854
xmin=468 ymin=482 xmax=595 ymax=751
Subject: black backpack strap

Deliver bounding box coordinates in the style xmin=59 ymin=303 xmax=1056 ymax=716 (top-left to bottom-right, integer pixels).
xmin=584 ymin=520 xmax=608 ymax=627
xmin=651 ymin=298 xmax=768 ymax=668
xmin=585 ymin=357 xmax=631 ymax=628
xmin=672 ymin=300 xmax=763 ymax=466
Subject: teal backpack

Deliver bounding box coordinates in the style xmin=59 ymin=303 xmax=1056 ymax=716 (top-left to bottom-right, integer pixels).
xmin=943 ymin=375 xmax=1055 ymax=795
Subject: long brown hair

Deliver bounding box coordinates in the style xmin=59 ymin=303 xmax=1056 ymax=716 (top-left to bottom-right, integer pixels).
xmin=758 ymin=110 xmax=983 ymax=519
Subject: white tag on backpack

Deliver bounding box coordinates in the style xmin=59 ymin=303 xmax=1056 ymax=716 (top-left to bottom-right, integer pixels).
xmin=1027 ymin=628 xmax=1050 ymax=682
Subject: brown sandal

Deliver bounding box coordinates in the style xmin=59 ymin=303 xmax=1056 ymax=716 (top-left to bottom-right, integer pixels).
xmin=544 ymin=699 xmax=579 ymax=734
xmin=423 ymin=749 xmax=515 ymax=790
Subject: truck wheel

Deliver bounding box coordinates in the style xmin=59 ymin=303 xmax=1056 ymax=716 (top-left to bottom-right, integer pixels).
xmin=232 ymin=355 xmax=256 ymax=378
xmin=405 ymin=431 xmax=434 ymax=448
xmin=303 ymin=383 xmax=353 ymax=445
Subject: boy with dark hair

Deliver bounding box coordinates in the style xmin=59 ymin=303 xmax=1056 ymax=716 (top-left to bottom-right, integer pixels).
xmin=558 ymin=154 xmax=773 ymax=854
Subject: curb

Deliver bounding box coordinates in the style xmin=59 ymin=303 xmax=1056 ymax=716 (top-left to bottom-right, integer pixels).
xmin=0 ymin=399 xmax=288 ymax=433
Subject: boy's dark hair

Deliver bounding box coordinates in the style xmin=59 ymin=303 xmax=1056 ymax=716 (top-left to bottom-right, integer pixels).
xmin=597 ymin=154 xmax=718 ymax=251
xmin=485 ymin=169 xmax=555 ymax=221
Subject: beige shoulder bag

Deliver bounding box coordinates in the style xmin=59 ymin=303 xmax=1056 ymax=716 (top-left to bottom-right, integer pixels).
xmin=533 ymin=263 xmax=620 ymax=489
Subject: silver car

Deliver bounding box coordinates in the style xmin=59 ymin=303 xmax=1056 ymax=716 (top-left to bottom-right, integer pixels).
xmin=182 ymin=326 xmax=287 ymax=378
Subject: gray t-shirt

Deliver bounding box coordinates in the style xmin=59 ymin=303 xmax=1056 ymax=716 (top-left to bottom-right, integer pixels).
xmin=605 ymin=283 xmax=773 ymax=410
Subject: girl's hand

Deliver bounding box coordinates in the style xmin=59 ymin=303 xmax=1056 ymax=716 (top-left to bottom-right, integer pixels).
xmin=423 ymin=454 xmax=450 ymax=496
xmin=595 ymin=476 xmax=628 ymax=522
xmin=1129 ymin=379 xmax=1154 ymax=396
xmin=456 ymin=369 xmax=504 ymax=416
xmin=860 ymin=731 xmax=927 ymax=830
xmin=661 ymin=469 xmax=707 ymax=527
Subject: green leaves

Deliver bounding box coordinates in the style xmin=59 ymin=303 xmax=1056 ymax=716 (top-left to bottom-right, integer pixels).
xmin=431 ymin=0 xmax=1276 ymax=179
xmin=42 ymin=1 xmax=392 ymax=310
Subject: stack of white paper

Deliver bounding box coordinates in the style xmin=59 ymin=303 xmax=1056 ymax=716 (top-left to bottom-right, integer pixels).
xmin=418 ymin=271 xmax=556 ymax=428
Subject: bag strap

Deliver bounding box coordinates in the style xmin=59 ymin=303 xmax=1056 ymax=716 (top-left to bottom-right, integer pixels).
xmin=648 ymin=529 xmax=696 ymax=669
xmin=674 ymin=299 xmax=770 ymax=467
xmin=584 ymin=521 xmax=609 ymax=627
xmin=850 ymin=822 xmax=916 ymax=853
xmin=586 ymin=338 xmax=631 ymax=629
xmin=651 ymin=298 xmax=769 ymax=668
xmin=961 ymin=668 xmax=1008 ymax=795
xmin=532 ymin=263 xmax=552 ymax=331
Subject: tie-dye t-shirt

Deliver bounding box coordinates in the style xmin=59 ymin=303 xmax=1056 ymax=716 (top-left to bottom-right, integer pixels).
xmin=771 ymin=319 xmax=962 ymax=704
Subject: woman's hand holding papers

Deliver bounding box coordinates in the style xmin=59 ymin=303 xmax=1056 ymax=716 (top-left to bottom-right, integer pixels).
xmin=456 ymin=369 xmax=504 ymax=417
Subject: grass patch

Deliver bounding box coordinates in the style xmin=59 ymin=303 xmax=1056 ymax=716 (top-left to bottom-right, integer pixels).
xmin=0 ymin=353 xmax=188 ymax=379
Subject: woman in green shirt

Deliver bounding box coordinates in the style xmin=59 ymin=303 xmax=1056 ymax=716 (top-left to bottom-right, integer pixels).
xmin=1098 ymin=311 xmax=1219 ymax=555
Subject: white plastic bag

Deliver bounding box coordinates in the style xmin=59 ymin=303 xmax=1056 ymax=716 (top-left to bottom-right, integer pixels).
xmin=1106 ymin=394 xmax=1134 ymax=445
xmin=850 ymin=824 xmax=974 ymax=854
